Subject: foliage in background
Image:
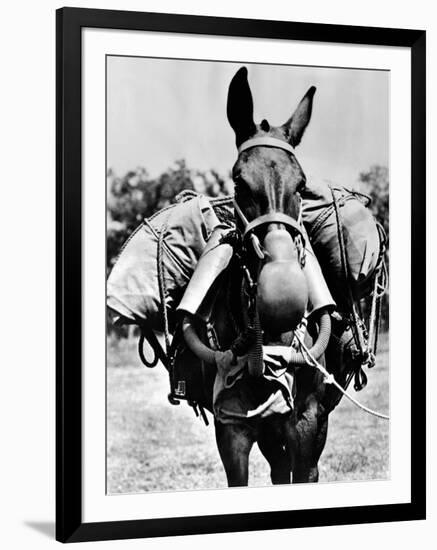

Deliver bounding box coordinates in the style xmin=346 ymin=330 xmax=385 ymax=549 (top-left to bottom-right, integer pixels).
xmin=359 ymin=165 xmax=389 ymax=240
xmin=107 ymin=160 xmax=232 ymax=273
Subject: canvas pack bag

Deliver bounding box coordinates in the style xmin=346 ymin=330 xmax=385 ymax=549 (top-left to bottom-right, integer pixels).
xmin=302 ymin=179 xmax=382 ymax=311
xmin=107 ymin=194 xmax=230 ymax=331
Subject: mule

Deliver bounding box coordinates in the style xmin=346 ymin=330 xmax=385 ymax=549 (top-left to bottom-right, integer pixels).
xmin=179 ymin=67 xmax=352 ymax=486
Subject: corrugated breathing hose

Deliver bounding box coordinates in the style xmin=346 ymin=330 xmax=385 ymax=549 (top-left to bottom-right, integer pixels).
xmin=288 ymin=309 xmax=331 ymax=366
xmin=181 ymin=308 xmax=331 ymax=369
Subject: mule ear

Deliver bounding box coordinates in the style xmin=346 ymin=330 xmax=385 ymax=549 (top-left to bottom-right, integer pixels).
xmin=282 ymin=86 xmax=316 ymax=147
xmin=227 ymin=67 xmax=256 ymax=147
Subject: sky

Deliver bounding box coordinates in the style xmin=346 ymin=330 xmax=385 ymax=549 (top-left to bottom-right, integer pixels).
xmin=107 ymin=56 xmax=389 ymax=188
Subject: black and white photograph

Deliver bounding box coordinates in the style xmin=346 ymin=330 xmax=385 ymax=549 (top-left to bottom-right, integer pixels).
xmin=0 ymin=1 xmax=432 ymax=547
xmin=106 ymin=57 xmax=390 ymax=493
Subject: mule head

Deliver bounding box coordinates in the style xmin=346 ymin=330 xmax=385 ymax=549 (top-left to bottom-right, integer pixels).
xmin=227 ymin=67 xmax=316 ymax=335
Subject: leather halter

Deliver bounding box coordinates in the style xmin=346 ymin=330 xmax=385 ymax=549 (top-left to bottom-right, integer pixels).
xmin=245 ymin=211 xmax=303 ymax=239
xmin=238 ymin=136 xmax=295 ymax=156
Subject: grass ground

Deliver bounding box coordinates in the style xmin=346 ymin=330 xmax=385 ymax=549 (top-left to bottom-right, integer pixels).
xmin=107 ymin=333 xmax=389 ymax=494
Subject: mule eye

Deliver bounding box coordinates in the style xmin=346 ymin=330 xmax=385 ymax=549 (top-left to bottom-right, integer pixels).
xmin=234 ymin=175 xmax=251 ymax=194
xmin=296 ymin=181 xmax=306 ymax=194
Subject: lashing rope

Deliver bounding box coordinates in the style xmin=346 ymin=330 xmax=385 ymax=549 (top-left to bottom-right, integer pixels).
xmin=156 ymin=214 xmax=179 ymax=403
xmin=138 ymin=331 xmax=159 ymax=368
xmin=294 ymin=333 xmax=389 ymax=421
xmin=330 ymin=186 xmax=384 ymax=388
xmin=155 ymin=208 xmax=208 ymax=414
xmin=157 ymin=219 xmax=171 ymax=355
xmin=367 ymin=222 xmax=388 ymax=359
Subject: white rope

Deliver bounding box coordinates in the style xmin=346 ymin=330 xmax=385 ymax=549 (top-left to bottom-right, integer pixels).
xmin=294 ymin=334 xmax=390 ymax=421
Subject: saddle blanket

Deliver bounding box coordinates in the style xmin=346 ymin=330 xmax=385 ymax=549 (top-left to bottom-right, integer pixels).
xmin=213 ymin=350 xmax=295 ymax=424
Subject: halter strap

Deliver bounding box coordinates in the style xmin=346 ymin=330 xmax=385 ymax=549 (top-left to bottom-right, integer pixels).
xmin=245 ymin=212 xmax=304 ymax=238
xmin=238 ymin=136 xmax=295 ymax=156
xmin=233 ymin=198 xmax=305 ymax=240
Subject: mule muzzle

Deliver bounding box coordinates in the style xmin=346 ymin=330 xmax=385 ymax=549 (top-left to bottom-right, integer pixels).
xmin=257 ymin=226 xmax=308 ymax=334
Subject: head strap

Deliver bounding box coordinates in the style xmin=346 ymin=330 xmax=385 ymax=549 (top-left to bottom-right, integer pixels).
xmin=233 ymin=198 xmax=305 ymax=242
xmin=238 ymin=136 xmax=295 ymax=156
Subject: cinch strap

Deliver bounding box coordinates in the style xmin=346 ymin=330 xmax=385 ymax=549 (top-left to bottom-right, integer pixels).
xmin=238 ymin=136 xmax=295 ymax=156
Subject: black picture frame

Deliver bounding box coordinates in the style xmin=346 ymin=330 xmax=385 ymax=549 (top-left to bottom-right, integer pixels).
xmin=56 ymin=7 xmax=426 ymax=543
